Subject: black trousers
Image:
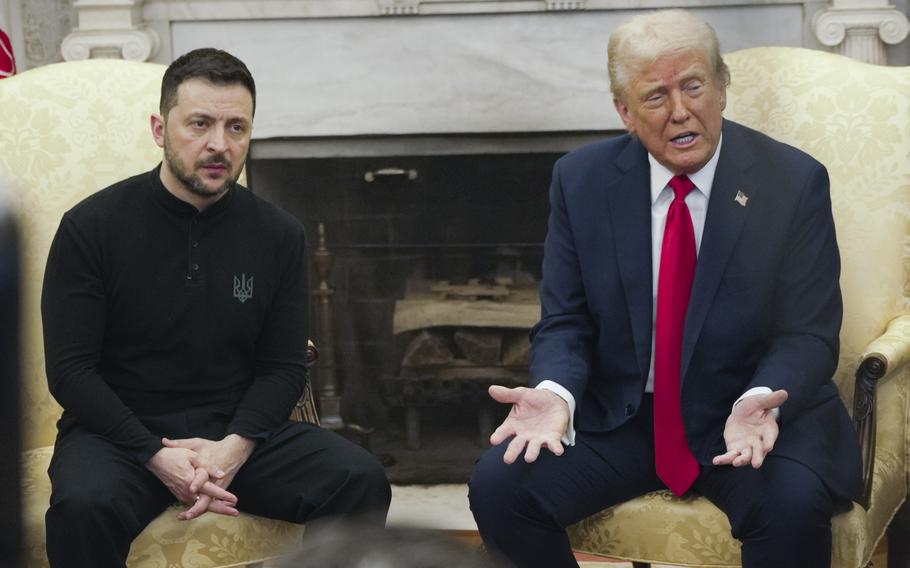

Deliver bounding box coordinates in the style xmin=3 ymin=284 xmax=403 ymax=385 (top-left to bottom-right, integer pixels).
xmin=46 ymin=409 xmax=391 ymax=568
xmin=469 ymin=395 xmax=845 ymax=568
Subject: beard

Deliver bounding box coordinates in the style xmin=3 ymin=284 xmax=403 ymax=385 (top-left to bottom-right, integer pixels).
xmin=163 ymin=136 xmax=238 ymax=199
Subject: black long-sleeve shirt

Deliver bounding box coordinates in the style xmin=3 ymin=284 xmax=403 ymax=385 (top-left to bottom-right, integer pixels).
xmin=42 ymin=166 xmax=309 ymax=465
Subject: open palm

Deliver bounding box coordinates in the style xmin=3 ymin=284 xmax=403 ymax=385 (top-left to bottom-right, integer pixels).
xmin=713 ymin=389 xmax=788 ymax=469
xmin=489 ymin=385 xmax=570 ymax=464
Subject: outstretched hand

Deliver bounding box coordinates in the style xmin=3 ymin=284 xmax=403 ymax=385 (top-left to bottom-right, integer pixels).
xmin=712 ymin=389 xmax=788 ymax=469
xmin=488 ymin=385 xmax=570 ymax=464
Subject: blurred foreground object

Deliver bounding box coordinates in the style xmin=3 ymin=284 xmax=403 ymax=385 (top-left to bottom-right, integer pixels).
xmin=0 ymin=186 xmax=22 ymax=567
xmin=278 ymin=522 xmax=497 ymax=568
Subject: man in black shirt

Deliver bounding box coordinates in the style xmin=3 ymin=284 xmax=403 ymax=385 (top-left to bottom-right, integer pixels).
xmin=41 ymin=48 xmax=391 ymax=567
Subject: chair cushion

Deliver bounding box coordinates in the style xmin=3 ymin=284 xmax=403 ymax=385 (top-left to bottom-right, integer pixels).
xmin=567 ymin=492 xmax=872 ymax=567
xmin=569 ymin=490 xmax=739 ymax=566
xmin=23 ymin=446 xmax=306 ymax=568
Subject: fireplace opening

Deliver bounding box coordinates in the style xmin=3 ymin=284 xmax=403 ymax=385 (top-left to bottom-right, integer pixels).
xmin=248 ymin=146 xmax=580 ymax=483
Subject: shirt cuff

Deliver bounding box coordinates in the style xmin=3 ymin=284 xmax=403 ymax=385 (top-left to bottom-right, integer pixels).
xmin=536 ymin=380 xmax=577 ymax=446
xmin=734 ymin=386 xmax=780 ymax=420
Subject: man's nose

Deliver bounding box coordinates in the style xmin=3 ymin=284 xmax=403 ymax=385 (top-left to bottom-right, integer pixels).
xmin=669 ymin=91 xmax=690 ymax=122
xmin=206 ymin=126 xmax=227 ymax=153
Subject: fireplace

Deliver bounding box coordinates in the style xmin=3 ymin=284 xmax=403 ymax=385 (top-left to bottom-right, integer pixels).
xmin=248 ymin=140 xmax=597 ymax=481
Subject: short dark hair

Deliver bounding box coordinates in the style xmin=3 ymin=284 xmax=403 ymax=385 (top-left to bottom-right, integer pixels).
xmin=159 ymin=48 xmax=256 ymax=119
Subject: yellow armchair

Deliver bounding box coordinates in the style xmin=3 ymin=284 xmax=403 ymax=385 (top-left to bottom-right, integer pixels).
xmin=567 ymin=47 xmax=910 ymax=568
xmin=0 ymin=59 xmax=314 ymax=568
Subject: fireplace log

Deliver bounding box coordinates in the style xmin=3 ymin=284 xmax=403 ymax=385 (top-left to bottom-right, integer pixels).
xmin=402 ymin=329 xmax=455 ymax=367
xmin=454 ymin=329 xmax=502 ymax=365
xmin=431 ymin=280 xmax=511 ymax=301
xmin=393 ymin=279 xmax=539 ymax=335
xmin=502 ymin=331 xmax=531 ymax=367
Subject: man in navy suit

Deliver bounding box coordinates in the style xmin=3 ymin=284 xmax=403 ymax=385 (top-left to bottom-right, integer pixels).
xmin=469 ymin=10 xmax=861 ymax=568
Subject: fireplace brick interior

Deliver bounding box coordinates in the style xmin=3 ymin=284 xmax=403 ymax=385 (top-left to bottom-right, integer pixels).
xmin=249 ymin=150 xmax=563 ymax=480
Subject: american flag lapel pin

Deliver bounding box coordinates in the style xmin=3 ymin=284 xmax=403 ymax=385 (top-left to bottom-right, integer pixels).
xmin=734 ymin=190 xmax=749 ymax=207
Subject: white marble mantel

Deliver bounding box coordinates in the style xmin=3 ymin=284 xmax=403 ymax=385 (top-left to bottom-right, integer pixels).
xmin=134 ymin=2 xmax=809 ymax=140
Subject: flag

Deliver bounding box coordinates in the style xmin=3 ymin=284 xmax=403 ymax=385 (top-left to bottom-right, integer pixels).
xmin=0 ymin=0 xmax=17 ymax=78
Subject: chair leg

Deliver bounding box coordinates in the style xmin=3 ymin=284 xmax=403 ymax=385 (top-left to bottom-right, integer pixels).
xmin=632 ymin=563 xmax=652 ymax=568
xmin=888 ymin=499 xmax=910 ymax=568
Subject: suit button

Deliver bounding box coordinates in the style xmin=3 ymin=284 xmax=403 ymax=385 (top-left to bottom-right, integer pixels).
xmin=625 ymin=404 xmax=635 ymax=416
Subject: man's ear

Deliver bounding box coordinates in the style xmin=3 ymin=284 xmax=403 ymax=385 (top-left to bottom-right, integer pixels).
xmin=613 ymin=98 xmax=635 ymax=133
xmin=150 ymin=113 xmax=166 ymax=149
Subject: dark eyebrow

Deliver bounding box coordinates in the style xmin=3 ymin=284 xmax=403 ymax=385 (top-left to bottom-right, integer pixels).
xmin=186 ymin=112 xmax=214 ymax=122
xmin=186 ymin=112 xmax=250 ymax=126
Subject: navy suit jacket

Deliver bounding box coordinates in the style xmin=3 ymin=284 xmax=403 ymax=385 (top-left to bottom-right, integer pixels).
xmin=530 ymin=119 xmax=862 ymax=501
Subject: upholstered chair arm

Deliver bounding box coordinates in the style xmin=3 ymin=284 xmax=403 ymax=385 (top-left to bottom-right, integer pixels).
xmin=863 ymin=314 xmax=910 ymax=375
xmin=855 ymin=313 xmax=910 ymax=508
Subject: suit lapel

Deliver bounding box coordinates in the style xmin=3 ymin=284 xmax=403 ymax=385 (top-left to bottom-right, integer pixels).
xmin=681 ymin=122 xmax=757 ymax=379
xmin=606 ymin=138 xmax=653 ymax=381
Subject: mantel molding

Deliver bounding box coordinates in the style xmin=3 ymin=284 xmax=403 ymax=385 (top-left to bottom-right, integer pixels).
xmin=376 ymin=0 xmax=420 ymax=15
xmin=63 ymin=0 xmax=160 ymax=61
xmin=141 ymin=0 xmax=805 ymax=20
xmin=372 ymin=0 xmax=589 ymax=14
xmin=813 ymin=4 xmax=909 ymax=63
xmin=61 ymin=27 xmax=159 ymax=61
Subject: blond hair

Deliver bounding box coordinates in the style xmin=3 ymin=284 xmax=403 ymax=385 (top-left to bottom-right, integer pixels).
xmin=607 ymin=10 xmax=730 ymax=102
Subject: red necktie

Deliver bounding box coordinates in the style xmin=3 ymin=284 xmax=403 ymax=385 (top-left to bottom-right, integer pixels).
xmin=654 ymin=174 xmax=701 ymax=496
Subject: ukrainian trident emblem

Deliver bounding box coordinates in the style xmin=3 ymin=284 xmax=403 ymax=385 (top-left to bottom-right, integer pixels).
xmin=233 ymin=274 xmax=253 ymax=303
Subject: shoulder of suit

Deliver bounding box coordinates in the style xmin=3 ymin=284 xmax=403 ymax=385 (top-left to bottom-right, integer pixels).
xmin=557 ymin=133 xmax=637 ymax=170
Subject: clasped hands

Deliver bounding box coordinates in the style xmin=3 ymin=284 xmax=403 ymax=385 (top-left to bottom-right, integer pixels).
xmin=145 ymin=433 xmax=255 ymax=521
xmin=487 ymin=384 xmax=788 ymax=470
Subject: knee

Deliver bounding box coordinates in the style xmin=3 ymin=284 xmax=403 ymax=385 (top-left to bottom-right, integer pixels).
xmin=469 ymin=445 xmax=524 ymax=523
xmin=768 ymin=484 xmax=833 ymax=534
xmin=47 ymin=488 xmax=123 ymax=529
xmin=343 ymin=453 xmax=392 ymax=510
xmin=735 ymin=480 xmax=834 ymax=541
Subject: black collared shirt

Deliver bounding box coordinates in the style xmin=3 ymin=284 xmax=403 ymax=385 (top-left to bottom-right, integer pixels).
xmin=42 ymin=165 xmax=309 ymax=464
